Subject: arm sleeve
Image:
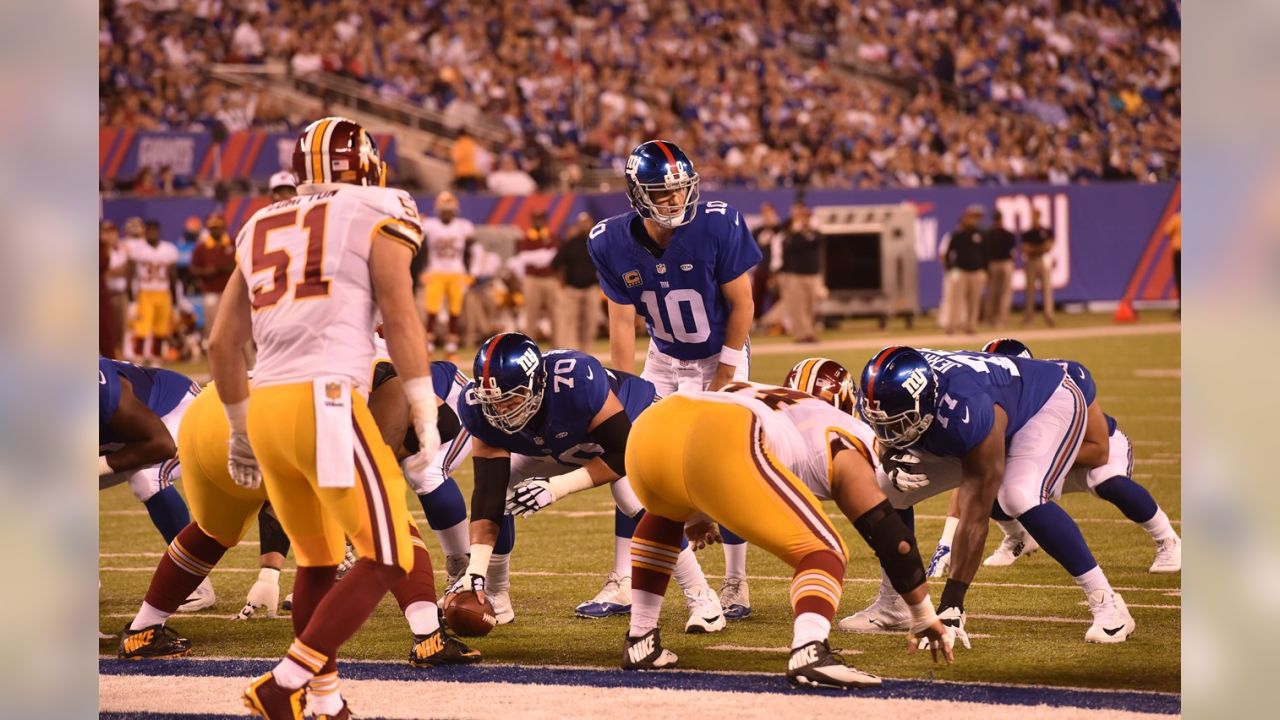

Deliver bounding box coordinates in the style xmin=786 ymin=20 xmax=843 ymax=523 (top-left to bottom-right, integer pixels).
xmin=470 ymin=456 xmax=511 ymax=525
xmin=715 ymin=210 xmax=764 ymax=284
xmin=588 ymin=410 xmax=631 ymax=477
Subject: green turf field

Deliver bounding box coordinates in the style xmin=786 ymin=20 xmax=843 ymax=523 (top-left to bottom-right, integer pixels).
xmin=99 ymin=313 xmax=1180 ymax=693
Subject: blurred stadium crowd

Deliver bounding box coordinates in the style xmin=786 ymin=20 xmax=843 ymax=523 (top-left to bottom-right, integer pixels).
xmin=100 ymin=0 xmax=1180 ymax=192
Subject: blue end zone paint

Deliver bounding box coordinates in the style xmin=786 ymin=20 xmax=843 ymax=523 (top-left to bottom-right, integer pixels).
xmin=100 ymin=658 xmax=1181 ymax=715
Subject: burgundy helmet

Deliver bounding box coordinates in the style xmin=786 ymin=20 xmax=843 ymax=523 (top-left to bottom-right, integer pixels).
xmin=784 ymin=357 xmax=856 ymax=414
xmin=292 ymin=116 xmax=385 ymax=187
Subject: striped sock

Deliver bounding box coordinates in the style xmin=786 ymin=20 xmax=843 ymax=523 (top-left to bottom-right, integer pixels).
xmin=307 ymin=671 xmax=343 ymax=716
xmin=629 ymin=513 xmax=685 ymax=636
xmin=789 ymin=550 xmax=845 ymax=622
xmin=131 ymin=523 xmax=229 ymax=630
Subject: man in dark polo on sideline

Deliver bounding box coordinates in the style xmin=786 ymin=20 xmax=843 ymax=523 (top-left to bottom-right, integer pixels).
xmin=982 ymin=208 xmax=1017 ymax=328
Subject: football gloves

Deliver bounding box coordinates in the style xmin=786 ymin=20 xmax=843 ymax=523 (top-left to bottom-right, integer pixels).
xmin=227 ymin=432 xmax=262 ymax=489
xmin=884 ymin=451 xmax=930 ymax=492
xmin=918 ymin=606 xmax=971 ymax=651
xmin=445 ymin=572 xmax=487 ymax=601
xmin=507 ymin=478 xmax=555 ymax=517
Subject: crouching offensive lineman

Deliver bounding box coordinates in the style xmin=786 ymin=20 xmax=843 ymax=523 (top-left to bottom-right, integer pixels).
xmin=620 ymin=382 xmax=954 ymax=689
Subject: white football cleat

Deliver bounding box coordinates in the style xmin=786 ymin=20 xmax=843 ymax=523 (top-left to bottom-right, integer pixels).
xmin=576 ymin=572 xmax=632 ymax=618
xmin=234 ymin=576 xmax=280 ymax=620
xmin=177 ymin=577 xmax=216 ymax=613
xmin=719 ymin=577 xmax=751 ymax=620
xmin=1149 ymin=536 xmax=1181 ymax=573
xmin=787 ymin=640 xmax=882 ymax=689
xmin=837 ymin=589 xmax=910 ymax=632
xmin=490 ymin=589 xmax=515 ymax=625
xmin=682 ymin=584 xmax=726 ymax=634
xmin=983 ymin=533 xmax=1040 ymax=567
xmin=1084 ymin=590 xmax=1136 ymax=643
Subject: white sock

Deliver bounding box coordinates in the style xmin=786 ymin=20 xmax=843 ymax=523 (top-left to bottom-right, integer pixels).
xmin=1072 ymin=565 xmax=1113 ymax=596
xmin=487 ymin=553 xmax=511 ymax=593
xmin=258 ymin=567 xmax=281 ymax=585
xmin=272 ymin=657 xmax=313 ymax=690
xmin=629 ymin=589 xmax=664 ymax=637
xmin=613 ymin=536 xmax=632 ymax=578
xmin=435 ymin=519 xmax=470 ymax=557
xmin=130 ymin=601 xmax=171 ymax=632
xmin=722 ymin=542 xmax=747 ymax=580
xmin=792 ymin=612 xmax=832 ymax=649
xmin=1140 ymin=509 xmax=1178 ymax=542
xmin=404 ymin=600 xmax=441 ymax=636
xmin=308 ymin=691 xmax=344 ymax=717
xmin=671 ymin=547 xmax=708 ymax=591
xmin=995 ymin=518 xmax=1025 ymax=539
xmin=939 ymin=515 xmax=959 ymax=546
xmin=877 ymin=569 xmax=900 ymax=601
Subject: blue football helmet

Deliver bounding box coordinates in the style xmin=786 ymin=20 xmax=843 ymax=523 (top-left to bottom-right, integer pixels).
xmin=624 ymin=140 xmax=701 ymax=229
xmin=858 ymin=346 xmax=937 ymax=449
xmin=982 ymin=337 xmax=1033 ymax=358
xmin=473 ymin=332 xmax=546 ymax=434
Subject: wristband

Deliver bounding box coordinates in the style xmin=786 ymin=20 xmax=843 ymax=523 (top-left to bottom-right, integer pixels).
xmin=908 ymin=594 xmax=938 ymax=632
xmin=402 ymin=376 xmax=438 ymax=425
xmin=718 ymin=344 xmax=747 ymax=369
xmin=98 ymin=455 xmax=114 ymax=476
xmin=224 ymin=399 xmax=250 ymax=435
xmin=548 ymin=466 xmax=595 ymax=501
xmin=466 ymin=543 xmax=494 ymax=578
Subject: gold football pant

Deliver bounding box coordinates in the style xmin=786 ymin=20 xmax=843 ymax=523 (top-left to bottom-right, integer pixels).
xmin=247 ymin=382 xmax=414 ymax=571
xmin=626 ymin=395 xmax=848 ymax=565
xmin=423 ymin=272 xmax=471 ymax=316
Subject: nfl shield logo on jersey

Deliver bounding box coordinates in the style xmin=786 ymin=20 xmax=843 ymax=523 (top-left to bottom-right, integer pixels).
xmin=656 ymin=263 xmax=667 ymax=274
xmin=325 ymin=382 xmax=342 ymax=401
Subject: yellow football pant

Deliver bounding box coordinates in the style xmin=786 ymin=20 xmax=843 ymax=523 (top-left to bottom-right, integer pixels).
xmin=178 ymin=384 xmax=267 ymax=548
xmin=132 ymin=289 xmax=173 ymax=337
xmin=625 ymin=395 xmax=849 ymax=566
xmin=248 ymin=382 xmax=414 ymax=572
xmin=423 ymin=272 xmax=472 ymax=316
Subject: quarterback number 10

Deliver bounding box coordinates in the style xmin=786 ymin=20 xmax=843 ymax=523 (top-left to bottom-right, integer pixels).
xmin=251 ymin=204 xmax=331 ymax=310
xmin=641 ymin=289 xmax=710 ymax=343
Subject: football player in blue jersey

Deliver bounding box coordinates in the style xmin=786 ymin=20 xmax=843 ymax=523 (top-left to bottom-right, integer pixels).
xmin=99 ymin=356 xmax=215 ymax=611
xmin=449 ymin=332 xmax=726 ymax=632
xmin=588 ymin=140 xmax=762 ymax=619
xmin=969 ymin=339 xmax=1179 ymax=571
xmin=856 ymin=346 xmax=1137 ymax=643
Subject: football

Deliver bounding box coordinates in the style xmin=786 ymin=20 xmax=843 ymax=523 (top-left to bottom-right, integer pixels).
xmin=442 ymin=590 xmax=498 ymax=637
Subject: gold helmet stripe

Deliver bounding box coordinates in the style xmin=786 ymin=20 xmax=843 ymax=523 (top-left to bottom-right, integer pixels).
xmin=797 ymin=357 xmax=821 ymax=394
xmin=309 ymin=118 xmax=334 ymax=184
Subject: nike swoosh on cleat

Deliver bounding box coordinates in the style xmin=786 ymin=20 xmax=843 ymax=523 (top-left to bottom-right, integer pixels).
xmin=701 ymin=616 xmax=721 ymax=623
xmin=1103 ymin=626 xmax=1125 ymax=636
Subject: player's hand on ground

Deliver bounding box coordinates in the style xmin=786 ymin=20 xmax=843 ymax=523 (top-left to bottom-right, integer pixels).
xmin=908 ymin=618 xmax=956 ymax=664
xmin=507 ymin=477 xmax=555 ymax=517
xmin=919 ymin=606 xmax=971 ymax=651
xmin=884 ymin=451 xmax=930 ymax=492
xmin=227 ymin=432 xmax=262 ymax=489
xmin=684 ymin=518 xmax=722 ymax=550
xmin=445 ymin=572 xmax=487 ymax=601
xmin=404 ymin=415 xmax=441 ymax=475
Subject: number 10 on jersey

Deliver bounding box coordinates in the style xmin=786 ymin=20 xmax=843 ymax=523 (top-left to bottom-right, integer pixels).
xmin=640 ymin=289 xmax=710 ymax=343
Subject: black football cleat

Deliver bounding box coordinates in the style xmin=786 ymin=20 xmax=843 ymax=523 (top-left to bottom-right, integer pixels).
xmin=118 ymin=622 xmax=191 ymax=659
xmin=786 ymin=640 xmax=881 ymax=689
xmin=409 ymin=626 xmax=482 ymax=667
xmin=621 ymin=628 xmax=678 ymax=670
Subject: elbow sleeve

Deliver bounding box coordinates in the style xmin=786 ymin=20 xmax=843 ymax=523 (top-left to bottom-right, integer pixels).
xmin=589 ymin=411 xmax=632 ymax=477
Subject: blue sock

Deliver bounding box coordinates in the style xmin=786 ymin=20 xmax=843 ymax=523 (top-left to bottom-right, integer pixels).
xmin=144 ymin=485 xmax=190 ymax=545
xmin=897 ymin=507 xmax=915 ymax=532
xmin=495 ymin=513 xmax=516 ymax=555
xmin=418 ymin=478 xmax=468 ymax=530
xmin=1016 ymin=502 xmax=1097 ymax=577
xmin=615 ymin=507 xmax=641 ymax=538
xmin=1094 ymin=476 xmax=1159 ymax=524
xmin=721 ymin=527 xmax=746 ymax=545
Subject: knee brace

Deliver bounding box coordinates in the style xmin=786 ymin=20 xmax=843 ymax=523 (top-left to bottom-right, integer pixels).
xmin=853 ymin=500 xmax=925 ymax=595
